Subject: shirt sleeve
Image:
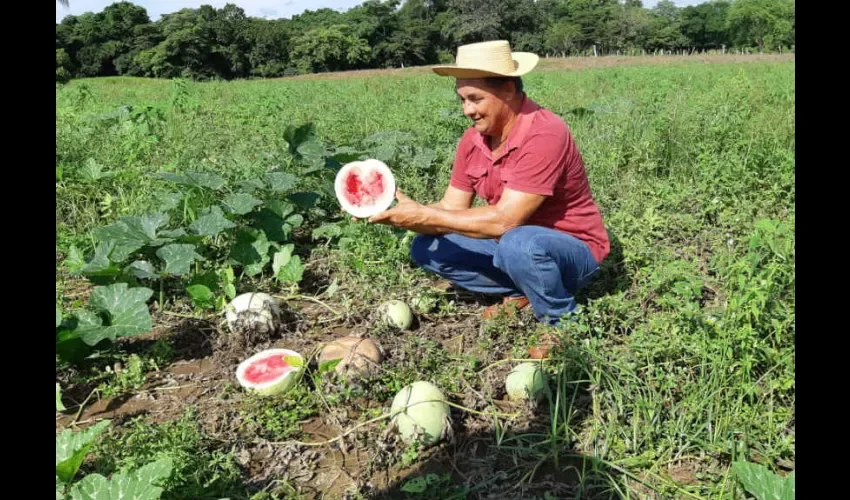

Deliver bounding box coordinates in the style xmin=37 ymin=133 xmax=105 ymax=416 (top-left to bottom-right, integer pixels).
xmin=502 ymin=132 xmax=569 ymax=196
xmin=449 ymin=129 xmax=476 ymax=193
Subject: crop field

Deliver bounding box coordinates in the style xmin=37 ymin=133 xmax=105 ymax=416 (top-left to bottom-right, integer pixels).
xmin=55 ymin=55 xmax=795 ymax=500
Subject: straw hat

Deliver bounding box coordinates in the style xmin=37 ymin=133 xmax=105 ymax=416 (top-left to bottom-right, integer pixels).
xmin=432 ymin=40 xmax=539 ymax=79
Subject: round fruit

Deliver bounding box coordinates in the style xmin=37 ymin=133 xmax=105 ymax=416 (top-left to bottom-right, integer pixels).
xmin=225 ymin=292 xmax=278 ymax=333
xmin=505 ymin=362 xmax=548 ymax=401
xmin=235 ymin=348 xmax=303 ymax=397
xmin=381 ymin=300 xmax=414 ymax=330
xmin=335 ymin=159 xmax=396 ymax=219
xmin=390 ymin=381 xmax=450 ymax=446
xmin=318 ymin=336 xmax=383 ymax=378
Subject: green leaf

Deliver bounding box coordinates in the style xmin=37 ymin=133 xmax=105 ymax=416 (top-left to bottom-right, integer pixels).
xmin=155 ymin=191 xmax=183 ymax=212
xmin=186 ymin=284 xmax=214 ymax=310
xmin=223 ymin=193 xmax=263 ymax=215
xmin=67 ymin=243 xmax=122 ymax=277
xmin=318 ymin=358 xmax=342 ymax=373
xmin=56 ymin=383 xmax=66 ymax=412
xmin=412 ymin=147 xmax=437 ymax=171
xmin=189 ymin=269 xmax=219 ymax=291
xmin=264 ymin=200 xmax=295 ymax=220
xmin=328 ymin=146 xmax=362 ymax=165
xmin=732 ymin=461 xmax=795 ymax=500
xmin=283 ymin=123 xmax=316 ymax=154
xmin=230 ymin=229 xmax=271 ymax=277
xmin=323 ymin=279 xmax=339 ymax=298
xmin=156 ymin=244 xmax=203 ymax=275
xmin=272 ymin=244 xmax=294 ymax=277
xmin=401 ymin=477 xmax=428 ymax=493
xmin=297 ymin=139 xmax=327 ymax=168
xmin=237 ymin=178 xmax=266 ymax=193
xmin=56 ymin=420 xmax=111 ymax=484
xmin=286 ymin=214 xmax=304 ymax=228
xmin=69 ymin=456 xmax=173 ymax=500
xmin=780 ymin=472 xmax=795 ymax=499
xmin=255 ymin=204 xmax=295 ymax=243
xmin=57 ymin=306 xmax=63 ymax=328
xmin=156 ymin=171 xmax=225 ymax=190
xmin=77 ymin=159 xmax=114 ymax=183
xmin=288 ymin=192 xmax=320 ymax=210
xmin=312 ymin=223 xmax=343 ymax=240
xmin=75 ymin=283 xmax=154 ymax=345
xmin=57 ymin=475 xmax=65 ymax=500
xmin=65 ymin=246 xmax=87 ymax=274
xmin=92 ymin=213 xmax=172 ymax=262
xmin=124 ymin=260 xmax=159 ymax=280
xmin=284 ymin=355 xmax=304 ymax=368
xmin=276 ymin=255 xmax=304 ymax=284
xmin=265 ymin=172 xmax=299 ymax=193
xmin=189 ymin=206 xmax=236 ymax=237
xmin=56 ymin=328 xmax=92 ymax=364
xmin=219 ymin=266 xmax=237 ymax=299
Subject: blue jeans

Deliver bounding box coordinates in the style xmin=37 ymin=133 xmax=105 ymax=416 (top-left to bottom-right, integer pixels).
xmin=410 ymin=226 xmax=600 ymax=325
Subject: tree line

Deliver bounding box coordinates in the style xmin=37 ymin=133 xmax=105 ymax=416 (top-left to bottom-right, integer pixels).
xmin=56 ymin=0 xmax=795 ymax=82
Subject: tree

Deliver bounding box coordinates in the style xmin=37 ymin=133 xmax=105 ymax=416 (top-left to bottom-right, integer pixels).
xmin=291 ymin=25 xmax=371 ymax=74
xmin=727 ymin=0 xmax=794 ymax=51
xmin=682 ymin=1 xmax=731 ymax=50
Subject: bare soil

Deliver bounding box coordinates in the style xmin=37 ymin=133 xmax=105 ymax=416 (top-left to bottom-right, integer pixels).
xmin=55 ymin=281 xmax=636 ymax=499
xmin=284 ymin=54 xmax=795 ymax=82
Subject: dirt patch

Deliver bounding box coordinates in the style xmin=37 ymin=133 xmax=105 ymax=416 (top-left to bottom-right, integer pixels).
xmin=55 ymin=280 xmax=638 ymax=499
xmin=667 ymin=459 xmax=700 ymax=486
xmin=536 ymin=53 xmax=794 ymax=71
xmin=284 ymin=54 xmax=795 ymax=82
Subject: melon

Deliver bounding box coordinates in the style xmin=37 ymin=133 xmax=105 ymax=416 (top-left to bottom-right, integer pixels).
xmin=225 ymin=292 xmax=278 ymax=333
xmin=235 ymin=348 xmax=303 ymax=396
xmin=318 ymin=336 xmax=383 ymax=378
xmin=390 ymin=381 xmax=451 ymax=446
xmin=335 ymin=159 xmax=396 ymax=218
xmin=380 ymin=300 xmax=414 ymax=330
xmin=505 ymin=362 xmax=548 ymax=401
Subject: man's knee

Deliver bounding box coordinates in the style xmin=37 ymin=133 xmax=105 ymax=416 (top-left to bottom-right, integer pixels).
xmin=495 ymin=227 xmax=539 ymax=269
xmin=410 ymin=234 xmax=436 ymax=267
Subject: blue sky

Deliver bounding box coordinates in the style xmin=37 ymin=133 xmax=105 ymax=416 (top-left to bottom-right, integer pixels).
xmin=56 ymin=0 xmax=704 ymax=24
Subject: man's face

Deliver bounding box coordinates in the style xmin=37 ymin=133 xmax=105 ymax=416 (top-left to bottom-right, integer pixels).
xmin=455 ymin=79 xmax=513 ymax=137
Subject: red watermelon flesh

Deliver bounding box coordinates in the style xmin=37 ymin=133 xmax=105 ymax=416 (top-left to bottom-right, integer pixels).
xmin=343 ymin=167 xmax=385 ymax=207
xmin=242 ymin=353 xmax=291 ymax=385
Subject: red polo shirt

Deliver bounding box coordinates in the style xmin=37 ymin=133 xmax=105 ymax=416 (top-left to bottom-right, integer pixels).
xmin=449 ymin=95 xmax=610 ymax=264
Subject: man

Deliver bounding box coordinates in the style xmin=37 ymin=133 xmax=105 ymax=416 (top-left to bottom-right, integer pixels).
xmin=368 ymin=40 xmax=610 ymax=326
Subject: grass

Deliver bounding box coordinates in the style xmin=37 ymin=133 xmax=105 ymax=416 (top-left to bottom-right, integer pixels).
xmin=55 ymin=56 xmax=794 ymax=499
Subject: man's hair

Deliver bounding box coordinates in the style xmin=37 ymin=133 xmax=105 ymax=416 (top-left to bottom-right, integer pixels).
xmin=483 ymin=76 xmax=524 ymax=96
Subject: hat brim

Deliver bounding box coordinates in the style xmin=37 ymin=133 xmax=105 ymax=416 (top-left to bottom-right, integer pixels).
xmin=432 ymin=52 xmax=539 ymax=79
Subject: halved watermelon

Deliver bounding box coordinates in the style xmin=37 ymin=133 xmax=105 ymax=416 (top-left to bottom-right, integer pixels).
xmin=335 ymin=159 xmax=396 ymax=218
xmin=235 ymin=348 xmax=303 ymax=396
xmin=224 ymin=292 xmax=278 ymax=333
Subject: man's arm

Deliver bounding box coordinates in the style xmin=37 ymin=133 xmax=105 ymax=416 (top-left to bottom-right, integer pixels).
xmin=425 ymin=188 xmax=545 ymax=238
xmin=426 ymin=185 xmax=475 ymax=211
xmin=370 ymin=187 xmax=545 ymax=239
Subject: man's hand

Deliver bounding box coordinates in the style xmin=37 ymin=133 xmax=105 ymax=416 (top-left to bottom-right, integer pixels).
xmin=368 ymin=190 xmax=441 ymax=233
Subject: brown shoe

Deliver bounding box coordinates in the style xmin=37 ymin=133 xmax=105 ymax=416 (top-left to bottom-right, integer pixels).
xmin=528 ymin=333 xmax=562 ymax=359
xmin=483 ymin=296 xmax=529 ymax=320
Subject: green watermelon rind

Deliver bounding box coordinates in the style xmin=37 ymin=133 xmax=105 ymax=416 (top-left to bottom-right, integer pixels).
xmin=235 ymin=348 xmax=303 ymax=397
